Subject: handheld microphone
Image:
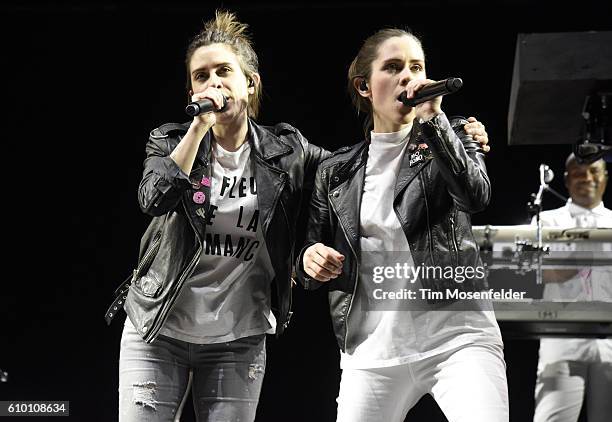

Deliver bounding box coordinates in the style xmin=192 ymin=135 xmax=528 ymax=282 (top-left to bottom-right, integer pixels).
xmin=398 ymin=77 xmax=463 ymax=107
xmin=185 ymin=95 xmax=228 ymax=117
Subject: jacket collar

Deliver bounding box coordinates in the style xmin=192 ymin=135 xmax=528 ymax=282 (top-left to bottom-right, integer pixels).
xmin=191 ymin=119 xmax=293 ymax=167
xmin=395 ymin=121 xmax=432 ymax=199
xmin=329 ymin=141 xmax=368 ymax=190
xmin=330 ymin=121 xmax=427 ymax=190
xmin=249 ymin=119 xmax=293 ymax=160
xmin=328 ymin=122 xmax=432 ymax=253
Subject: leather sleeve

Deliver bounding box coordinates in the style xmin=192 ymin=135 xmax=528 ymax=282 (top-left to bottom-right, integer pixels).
xmin=295 ymin=162 xmax=333 ymax=290
xmin=137 ymin=133 xmax=191 ymax=217
xmin=295 ymin=129 xmax=332 ymax=190
xmin=420 ymin=113 xmax=491 ymax=213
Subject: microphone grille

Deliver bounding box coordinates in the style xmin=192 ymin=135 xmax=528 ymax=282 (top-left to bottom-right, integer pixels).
xmin=185 ymin=103 xmax=199 ymax=117
xmin=447 ymin=78 xmax=463 ymax=92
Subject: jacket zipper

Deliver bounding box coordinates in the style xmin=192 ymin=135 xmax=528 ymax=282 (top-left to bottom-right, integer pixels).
xmin=260 ymin=168 xmax=291 ymax=327
xmin=279 ymin=199 xmax=294 ymax=329
xmin=419 ymin=173 xmax=435 ymax=265
xmin=433 ymin=121 xmax=462 ymax=174
xmin=150 ymin=189 xmax=163 ymax=208
xmin=328 ymin=196 xmax=359 ymax=352
xmin=449 ymin=213 xmax=459 ymax=266
xmin=260 ymin=164 xmax=288 ymax=231
xmin=144 ymin=202 xmax=203 ymax=343
xmin=279 ymin=200 xmax=293 ymax=246
xmin=145 ymin=245 xmax=201 ymax=342
xmin=443 ymin=142 xmax=462 ymax=175
xmin=133 ymin=231 xmax=162 ymax=280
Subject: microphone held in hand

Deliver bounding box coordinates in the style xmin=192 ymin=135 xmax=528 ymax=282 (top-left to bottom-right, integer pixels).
xmin=398 ymin=77 xmax=463 ymax=107
xmin=185 ymin=95 xmax=228 ymax=116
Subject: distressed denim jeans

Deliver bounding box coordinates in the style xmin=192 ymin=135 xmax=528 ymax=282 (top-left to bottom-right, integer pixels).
xmin=119 ymin=321 xmax=266 ymax=422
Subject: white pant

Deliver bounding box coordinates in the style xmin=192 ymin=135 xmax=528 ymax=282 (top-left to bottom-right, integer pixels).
xmin=336 ymin=344 xmax=508 ymax=422
xmin=534 ymin=360 xmax=612 ymax=422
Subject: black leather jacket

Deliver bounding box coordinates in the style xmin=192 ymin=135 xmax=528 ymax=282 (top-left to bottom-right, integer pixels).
xmin=106 ymin=119 xmax=328 ymax=343
xmin=297 ymin=114 xmax=490 ymax=352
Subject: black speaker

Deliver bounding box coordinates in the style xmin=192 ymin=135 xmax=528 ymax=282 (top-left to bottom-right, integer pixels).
xmin=508 ymin=31 xmax=612 ymax=145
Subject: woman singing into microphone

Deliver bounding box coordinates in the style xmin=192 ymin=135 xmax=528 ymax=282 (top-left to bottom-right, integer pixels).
xmin=111 ymin=10 xmax=330 ymax=422
xmin=109 ymin=10 xmax=492 ymax=421
xmin=299 ymin=28 xmax=508 ymax=422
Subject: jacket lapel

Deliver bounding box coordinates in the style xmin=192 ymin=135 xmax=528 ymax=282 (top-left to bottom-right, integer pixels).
xmin=394 ymin=122 xmax=432 ymax=202
xmin=249 ymin=121 xmax=293 ymax=235
xmin=329 ymin=144 xmax=367 ymax=257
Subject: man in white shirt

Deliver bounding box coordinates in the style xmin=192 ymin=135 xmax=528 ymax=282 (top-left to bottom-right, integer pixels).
xmin=533 ymin=154 xmax=612 ymax=422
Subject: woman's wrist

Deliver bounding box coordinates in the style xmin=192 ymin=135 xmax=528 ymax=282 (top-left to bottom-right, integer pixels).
xmin=188 ymin=119 xmax=211 ymax=139
xmin=418 ymin=110 xmax=443 ymax=124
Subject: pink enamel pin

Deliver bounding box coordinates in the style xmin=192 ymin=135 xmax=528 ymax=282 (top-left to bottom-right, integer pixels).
xmin=192 ymin=191 xmax=206 ymax=204
xmin=201 ymin=176 xmax=211 ymax=187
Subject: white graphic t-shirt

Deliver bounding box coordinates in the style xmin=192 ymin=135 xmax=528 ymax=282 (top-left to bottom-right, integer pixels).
xmin=161 ymin=139 xmax=276 ymax=344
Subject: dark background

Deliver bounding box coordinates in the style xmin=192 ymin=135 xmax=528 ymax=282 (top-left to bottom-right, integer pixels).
xmin=2 ymin=0 xmax=611 ymax=420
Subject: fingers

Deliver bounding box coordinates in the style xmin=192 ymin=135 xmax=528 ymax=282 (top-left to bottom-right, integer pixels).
xmin=465 ymin=117 xmax=490 ymax=153
xmin=192 ymin=87 xmax=225 ymax=111
xmin=313 ymin=243 xmax=344 ymax=266
xmin=480 ymin=144 xmax=491 ymax=153
xmin=405 ymin=78 xmax=434 ymax=99
xmin=408 ymin=78 xmax=444 ymax=121
xmin=303 ymin=243 xmax=345 ymax=282
xmin=464 ymin=117 xmax=485 ymax=136
xmin=189 ymin=87 xmax=226 ymax=128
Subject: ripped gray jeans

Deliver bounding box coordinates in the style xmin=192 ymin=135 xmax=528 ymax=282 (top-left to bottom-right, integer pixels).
xmin=119 ymin=321 xmax=266 ymax=422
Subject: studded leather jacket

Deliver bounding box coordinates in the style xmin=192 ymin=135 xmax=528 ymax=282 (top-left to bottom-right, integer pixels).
xmin=296 ymin=114 xmax=490 ymax=352
xmin=105 ymin=120 xmax=328 ymax=343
